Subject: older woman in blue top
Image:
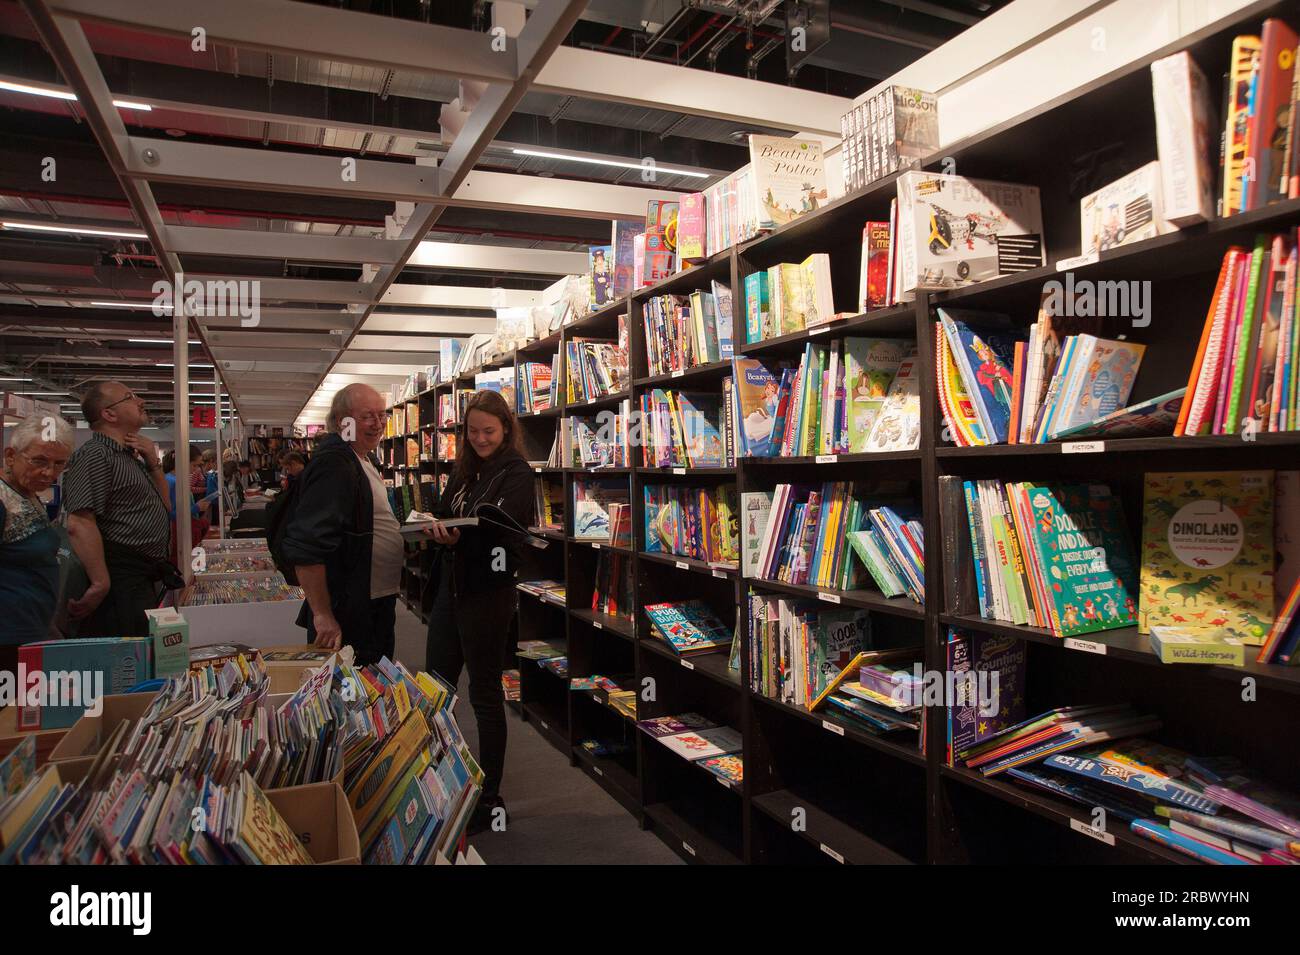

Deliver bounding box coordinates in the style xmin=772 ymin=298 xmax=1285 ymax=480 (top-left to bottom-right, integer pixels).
xmin=1 ymin=413 xmax=72 ymax=669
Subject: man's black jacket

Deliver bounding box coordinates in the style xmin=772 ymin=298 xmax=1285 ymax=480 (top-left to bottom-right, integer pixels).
xmin=280 ymin=432 xmax=373 ymax=630
xmin=433 ymin=448 xmax=534 ymax=597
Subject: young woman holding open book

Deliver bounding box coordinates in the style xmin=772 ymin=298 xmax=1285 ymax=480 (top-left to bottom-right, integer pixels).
xmin=423 ymin=389 xmax=534 ymax=834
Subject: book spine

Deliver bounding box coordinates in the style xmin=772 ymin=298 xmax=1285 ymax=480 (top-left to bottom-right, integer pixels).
xmin=963 ymin=480 xmax=991 ymax=618
xmin=1225 ymin=236 xmax=1270 ymax=432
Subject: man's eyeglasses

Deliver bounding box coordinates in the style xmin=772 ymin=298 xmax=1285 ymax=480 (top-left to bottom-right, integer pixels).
xmin=95 ymin=391 xmax=143 ymax=421
xmin=353 ymin=412 xmax=386 ymax=424
xmin=17 ymin=451 xmax=68 ymax=474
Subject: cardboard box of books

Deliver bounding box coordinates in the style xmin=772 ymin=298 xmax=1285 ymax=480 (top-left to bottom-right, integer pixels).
xmin=0 ymin=705 xmax=68 ymax=767
xmin=266 ymin=781 xmax=360 ymax=865
xmin=260 ymin=645 xmax=345 ymax=695
xmin=47 ymin=692 xmax=158 ymax=763
xmin=895 ymin=171 xmax=1044 ymax=292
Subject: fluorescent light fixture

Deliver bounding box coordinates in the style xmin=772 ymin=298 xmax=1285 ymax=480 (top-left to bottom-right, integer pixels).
xmin=160 ymin=363 xmax=214 ymax=368
xmin=3 ymin=221 xmax=148 ymax=240
xmin=0 ymin=377 xmax=34 ymax=381
xmin=90 ymin=300 xmax=167 ymax=310
xmin=129 ymin=338 xmax=200 ymax=345
xmin=0 ymin=80 xmax=151 ymax=111
xmin=510 ymin=148 xmax=709 ymax=179
xmin=12 ymin=391 xmax=67 ymax=396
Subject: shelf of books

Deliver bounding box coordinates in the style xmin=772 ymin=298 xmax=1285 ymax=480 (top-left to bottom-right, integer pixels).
xmin=425 ymin=0 xmax=1300 ymax=866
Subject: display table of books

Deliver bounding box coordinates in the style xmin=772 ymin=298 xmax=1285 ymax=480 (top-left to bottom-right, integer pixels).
xmin=0 ymin=651 xmax=483 ymax=865
xmin=178 ymin=574 xmax=306 ymax=648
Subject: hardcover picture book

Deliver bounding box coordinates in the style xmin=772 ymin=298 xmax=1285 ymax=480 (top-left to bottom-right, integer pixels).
xmin=748 ymin=135 xmax=828 ymax=230
xmin=844 ymin=337 xmax=908 ymax=452
xmin=657 ymin=726 xmax=743 ymax=761
xmin=1139 ymin=471 xmax=1275 ymax=643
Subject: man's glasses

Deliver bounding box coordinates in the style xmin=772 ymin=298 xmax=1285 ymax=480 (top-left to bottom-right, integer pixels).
xmin=96 ymin=391 xmax=142 ymax=419
xmin=17 ymin=451 xmax=68 ymax=474
xmin=352 ymin=412 xmax=385 ymax=424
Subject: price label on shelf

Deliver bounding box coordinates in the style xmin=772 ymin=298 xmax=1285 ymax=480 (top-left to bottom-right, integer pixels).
xmin=592 ymin=765 xmax=604 ymax=777
xmin=821 ymin=719 xmax=845 ymax=736
xmin=671 ymin=369 xmax=685 ymax=379
xmin=681 ymin=659 xmax=695 ymax=670
xmin=1055 ymin=251 xmax=1099 ymax=271
xmin=1062 ymin=441 xmax=1105 ymax=454
xmin=588 ymin=398 xmax=596 ymax=405
xmin=682 ymin=841 xmax=696 ymax=857
xmin=820 ymin=843 xmax=846 ymax=864
xmin=593 ymin=621 xmax=603 ymax=630
xmin=818 ymin=592 xmax=842 ymax=605
xmin=807 ymin=327 xmax=820 ymax=337
xmin=815 ymin=454 xmax=838 ymax=464
xmin=1064 ymin=638 xmax=1107 ymax=655
xmin=540 ymin=720 xmax=549 ymax=731
xmin=676 ymin=560 xmax=689 ymax=570
xmin=534 ymin=466 xmax=542 ymax=473
xmin=592 ymin=542 xmax=601 ymax=549
xmin=712 ymin=569 xmax=728 ymax=579
xmin=673 ymin=467 xmax=686 ymax=475
xmin=1070 ymin=818 xmax=1115 ymax=846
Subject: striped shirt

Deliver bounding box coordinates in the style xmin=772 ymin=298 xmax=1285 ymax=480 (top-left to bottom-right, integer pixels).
xmin=62 ymin=432 xmax=171 ymax=560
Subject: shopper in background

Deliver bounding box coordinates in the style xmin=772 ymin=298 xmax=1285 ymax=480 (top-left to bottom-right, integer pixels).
xmin=279 ymin=451 xmax=307 ymax=490
xmin=162 ymin=447 xmax=210 ymax=558
xmin=282 ymin=383 xmax=404 ymax=665
xmin=237 ymin=459 xmax=255 ymax=492
xmin=424 ymin=389 xmax=533 ymax=832
xmin=0 ymin=414 xmax=73 ymax=672
xmin=62 ymin=380 xmax=171 ymax=638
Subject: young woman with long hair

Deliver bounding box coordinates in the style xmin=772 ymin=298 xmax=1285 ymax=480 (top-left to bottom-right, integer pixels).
xmin=423 ymin=389 xmax=534 ymax=833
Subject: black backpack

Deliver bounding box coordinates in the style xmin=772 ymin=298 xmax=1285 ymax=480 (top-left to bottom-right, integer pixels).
xmin=265 ymin=450 xmax=370 ymax=585
xmin=265 ymin=477 xmax=305 ymax=584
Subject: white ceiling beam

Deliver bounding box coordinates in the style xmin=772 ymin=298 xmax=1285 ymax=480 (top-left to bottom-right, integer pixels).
xmin=198 ymin=310 xmax=361 ymax=332
xmin=183 ymin=275 xmax=374 ymax=304
xmin=379 ymin=285 xmax=539 ymax=308
xmin=332 ymin=362 xmax=440 ymax=377
xmin=361 ymin=313 xmax=495 ymax=334
xmin=47 ymin=0 xmax=518 ymax=84
xmin=339 ymin=349 xmax=440 ymax=365
xmin=451 ymin=169 xmax=685 ymax=220
xmin=206 ymin=331 xmax=346 ymax=350
xmin=165 ymin=226 xmax=406 ymax=265
xmin=345 ymin=334 xmax=458 ymax=352
xmin=535 ymin=46 xmax=853 ymax=136
xmin=407 ymin=240 xmax=587 ymax=275
xmin=209 ymin=347 xmax=331 ymax=365
xmin=124 ymin=138 xmax=443 ymax=203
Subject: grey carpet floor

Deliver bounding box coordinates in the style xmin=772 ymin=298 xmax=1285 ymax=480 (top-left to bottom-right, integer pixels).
xmin=393 ymin=602 xmax=681 ymax=865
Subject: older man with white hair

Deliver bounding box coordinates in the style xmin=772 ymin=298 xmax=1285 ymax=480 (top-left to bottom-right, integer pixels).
xmin=280 ymin=383 xmax=404 ymax=665
xmin=1 ymin=412 xmax=73 ymax=671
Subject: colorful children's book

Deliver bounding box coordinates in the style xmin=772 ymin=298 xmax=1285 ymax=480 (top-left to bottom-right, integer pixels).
xmin=635 ymin=713 xmax=718 ymax=738
xmin=864 ymin=347 xmax=920 ymax=452
xmin=731 ymin=357 xmax=782 ymax=456
xmin=937 ymin=309 xmax=1020 ymax=443
xmin=701 ymin=754 xmax=744 ymax=784
xmin=1021 ymin=482 xmax=1140 ymax=637
xmin=1138 ymin=471 xmax=1275 ymax=643
xmin=843 ymin=337 xmax=907 ymax=452
xmin=1149 ymin=625 xmax=1245 ymax=665
xmin=748 ymin=135 xmax=827 ymax=230
xmin=657 ymin=726 xmax=743 ymax=761
xmin=1043 ymin=741 xmax=1221 ymax=813
xmin=644 ymin=600 xmax=733 ymax=655
xmin=945 ymin=629 xmax=1027 ymax=762
xmin=1051 ymin=388 xmax=1186 ymax=441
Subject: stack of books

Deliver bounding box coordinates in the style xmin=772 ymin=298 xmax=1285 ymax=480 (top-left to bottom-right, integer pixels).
xmin=742 ymin=253 xmax=836 ymax=340
xmin=1177 ymin=237 xmax=1299 ymax=437
xmin=516 ymin=358 xmax=558 ymax=414
xmin=636 ymin=713 xmax=743 ymax=772
xmin=573 ymin=479 xmax=630 ymax=542
xmin=561 ymin=407 xmax=632 ymax=468
xmin=533 ymin=477 xmax=564 ymax=532
xmin=183 ymin=576 xmax=303 ymax=606
xmin=566 ymin=335 xmax=628 ymax=403
xmin=592 ymin=550 xmax=633 ymax=621
xmin=746 ymin=593 xmax=870 ymax=706
xmin=747 ymin=483 xmax=923 ymax=599
xmin=643 ymin=482 xmax=739 ymax=565
xmin=638 ymin=388 xmax=728 ymax=468
xmin=516 ymin=579 xmax=566 ymax=605
xmin=501 ymin=669 xmax=520 ymax=702
xmin=961 ymin=481 xmax=1139 ymax=636
xmin=645 ymin=600 xmax=734 ymax=656
xmin=642 ymin=283 xmax=733 ymax=376
xmin=733 ymin=343 xmax=919 ymax=457
xmin=805 ymin=648 xmax=925 ymax=735
xmin=840 ymin=86 xmax=939 ymax=196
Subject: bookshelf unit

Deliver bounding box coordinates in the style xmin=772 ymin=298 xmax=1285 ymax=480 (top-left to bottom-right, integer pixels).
xmin=437 ymin=0 xmax=1300 ymax=866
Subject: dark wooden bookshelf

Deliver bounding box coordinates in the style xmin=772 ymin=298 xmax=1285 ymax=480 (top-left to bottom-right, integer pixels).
xmin=451 ymin=0 xmax=1300 ymax=866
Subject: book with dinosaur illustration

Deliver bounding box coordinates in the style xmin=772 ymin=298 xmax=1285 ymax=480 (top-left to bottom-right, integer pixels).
xmin=1139 ymin=471 xmax=1275 ymax=644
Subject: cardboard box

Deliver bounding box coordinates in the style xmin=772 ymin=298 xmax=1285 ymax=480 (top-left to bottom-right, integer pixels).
xmin=17 ymin=638 xmax=152 ymax=730
xmin=146 ymin=608 xmax=190 ymax=679
xmin=1079 ymin=161 xmax=1176 ymax=256
xmin=47 ymin=692 xmax=157 ymax=763
xmin=260 ymin=645 xmax=341 ymax=695
xmin=266 ymin=782 xmax=360 ymax=865
xmin=0 ymin=706 xmax=68 ymax=767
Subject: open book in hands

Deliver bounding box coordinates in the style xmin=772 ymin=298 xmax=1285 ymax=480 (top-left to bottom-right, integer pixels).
xmin=400 ymin=510 xmax=479 ymax=539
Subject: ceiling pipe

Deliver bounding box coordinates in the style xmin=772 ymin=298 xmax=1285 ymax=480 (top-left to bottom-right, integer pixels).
xmin=684 ymin=16 xmax=739 ymax=68
xmin=746 ymin=36 xmax=781 ymax=79
xmin=639 ymin=2 xmax=693 ymax=58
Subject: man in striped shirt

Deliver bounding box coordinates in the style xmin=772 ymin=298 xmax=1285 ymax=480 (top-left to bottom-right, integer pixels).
xmin=63 ymin=380 xmax=171 ymax=637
